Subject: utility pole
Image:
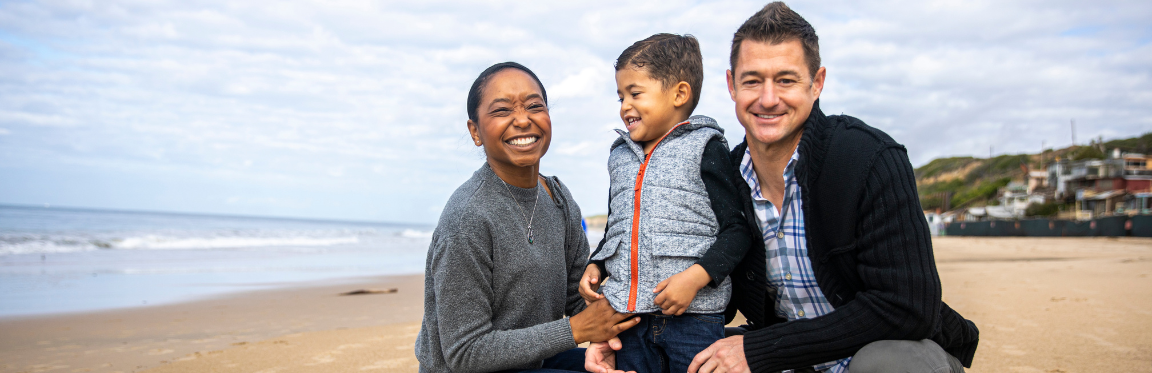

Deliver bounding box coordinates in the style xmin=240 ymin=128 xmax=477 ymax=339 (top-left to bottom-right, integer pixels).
xmin=1071 ymin=119 xmax=1076 ymax=146
xmin=990 ymin=146 xmax=993 ymax=159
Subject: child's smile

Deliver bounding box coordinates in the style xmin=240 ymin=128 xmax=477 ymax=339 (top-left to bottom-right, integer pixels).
xmin=615 ymin=67 xmax=687 ymax=154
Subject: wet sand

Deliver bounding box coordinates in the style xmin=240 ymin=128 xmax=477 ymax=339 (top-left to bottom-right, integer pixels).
xmin=2 ymin=237 xmax=1150 ymax=372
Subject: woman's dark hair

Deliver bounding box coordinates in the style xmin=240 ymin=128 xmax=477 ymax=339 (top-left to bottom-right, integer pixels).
xmin=466 ymin=62 xmax=548 ymax=122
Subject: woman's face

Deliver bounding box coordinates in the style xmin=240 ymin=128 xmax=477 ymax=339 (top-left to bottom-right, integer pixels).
xmin=468 ymin=69 xmax=551 ymax=172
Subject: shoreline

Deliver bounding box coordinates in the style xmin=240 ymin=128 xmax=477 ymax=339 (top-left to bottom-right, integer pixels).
xmin=0 ymin=274 xmax=425 ymax=373
xmin=3 ymin=237 xmax=1150 ymax=373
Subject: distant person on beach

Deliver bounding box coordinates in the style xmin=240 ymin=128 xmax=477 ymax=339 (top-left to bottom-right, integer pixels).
xmin=587 ymin=3 xmax=980 ymax=373
xmin=577 ymin=33 xmax=751 ymax=373
xmin=415 ymin=62 xmax=640 ymax=373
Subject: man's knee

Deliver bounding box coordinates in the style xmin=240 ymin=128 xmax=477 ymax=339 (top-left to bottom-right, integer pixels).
xmin=849 ymin=339 xmax=961 ymax=373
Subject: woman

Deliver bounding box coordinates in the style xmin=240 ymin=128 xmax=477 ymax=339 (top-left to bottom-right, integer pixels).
xmin=415 ymin=62 xmax=639 ymax=373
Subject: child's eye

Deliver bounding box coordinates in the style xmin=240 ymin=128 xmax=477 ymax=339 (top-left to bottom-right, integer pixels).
xmin=617 ymin=98 xmax=624 ymax=103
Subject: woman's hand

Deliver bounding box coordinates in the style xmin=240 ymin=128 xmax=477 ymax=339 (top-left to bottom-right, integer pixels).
xmin=569 ymin=298 xmax=639 ymax=344
xmin=653 ymin=264 xmax=711 ymax=315
xmin=579 ymin=264 xmax=605 ymax=305
xmin=585 ymin=338 xmax=635 ymax=373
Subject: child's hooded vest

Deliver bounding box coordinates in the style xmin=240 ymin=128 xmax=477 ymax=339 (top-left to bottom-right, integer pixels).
xmin=592 ymin=115 xmax=731 ymax=314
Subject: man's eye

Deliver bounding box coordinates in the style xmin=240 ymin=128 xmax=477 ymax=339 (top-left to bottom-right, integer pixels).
xmin=778 ymin=79 xmax=796 ymax=85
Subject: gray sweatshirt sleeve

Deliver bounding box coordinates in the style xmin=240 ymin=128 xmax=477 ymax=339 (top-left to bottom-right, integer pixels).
xmin=429 ymin=232 xmax=577 ymax=372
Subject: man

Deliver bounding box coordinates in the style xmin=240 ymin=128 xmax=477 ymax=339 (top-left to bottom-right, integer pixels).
xmin=588 ymin=2 xmax=979 ymax=373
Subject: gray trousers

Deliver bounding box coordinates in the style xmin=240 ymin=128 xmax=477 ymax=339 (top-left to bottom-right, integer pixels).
xmin=847 ymin=339 xmax=964 ymax=373
xmin=725 ymin=328 xmax=964 ymax=373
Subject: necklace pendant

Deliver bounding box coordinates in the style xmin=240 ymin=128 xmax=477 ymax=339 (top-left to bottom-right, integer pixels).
xmin=527 ymin=227 xmax=534 ymax=244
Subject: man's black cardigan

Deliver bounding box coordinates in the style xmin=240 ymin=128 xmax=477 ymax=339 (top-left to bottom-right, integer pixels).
xmin=725 ymin=101 xmax=979 ymax=372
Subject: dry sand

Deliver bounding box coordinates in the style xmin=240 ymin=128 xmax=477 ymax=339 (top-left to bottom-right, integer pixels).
xmin=2 ymin=237 xmax=1150 ymax=373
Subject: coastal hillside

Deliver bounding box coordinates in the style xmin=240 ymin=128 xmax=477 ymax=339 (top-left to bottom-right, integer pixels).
xmin=915 ymin=132 xmax=1152 ymax=210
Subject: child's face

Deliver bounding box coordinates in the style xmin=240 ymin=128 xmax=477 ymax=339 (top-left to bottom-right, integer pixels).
xmin=616 ymin=67 xmax=682 ymax=148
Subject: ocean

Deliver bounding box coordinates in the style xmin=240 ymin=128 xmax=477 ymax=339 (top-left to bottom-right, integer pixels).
xmin=0 ymin=205 xmax=434 ymax=317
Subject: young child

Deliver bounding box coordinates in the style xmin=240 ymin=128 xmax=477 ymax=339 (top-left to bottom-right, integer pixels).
xmin=581 ymin=33 xmax=750 ymax=373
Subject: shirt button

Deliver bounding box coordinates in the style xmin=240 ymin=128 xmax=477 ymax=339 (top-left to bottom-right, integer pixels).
xmin=798 ymin=310 xmax=805 ymax=317
xmin=746 ymin=271 xmax=754 ymax=280
xmin=785 ymin=273 xmax=792 ymax=281
xmin=776 ymin=231 xmax=784 ymax=239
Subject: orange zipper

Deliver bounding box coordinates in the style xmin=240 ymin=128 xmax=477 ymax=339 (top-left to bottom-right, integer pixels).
xmin=627 ymin=121 xmax=687 ymax=312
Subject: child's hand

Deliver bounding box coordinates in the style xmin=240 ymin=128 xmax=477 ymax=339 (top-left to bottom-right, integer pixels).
xmin=580 ymin=264 xmax=605 ymax=305
xmin=653 ymin=264 xmax=711 ymax=315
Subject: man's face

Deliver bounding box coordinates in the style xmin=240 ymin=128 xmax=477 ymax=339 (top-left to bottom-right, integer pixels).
xmin=727 ymin=39 xmax=825 ymax=149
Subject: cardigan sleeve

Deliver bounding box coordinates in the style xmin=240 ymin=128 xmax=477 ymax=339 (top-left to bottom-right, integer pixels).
xmin=742 ymin=146 xmax=943 ymax=372
xmin=694 ymin=137 xmax=752 ymax=287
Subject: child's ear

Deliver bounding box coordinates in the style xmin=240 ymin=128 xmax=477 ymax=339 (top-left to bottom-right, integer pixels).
xmin=672 ymin=81 xmax=692 ymax=108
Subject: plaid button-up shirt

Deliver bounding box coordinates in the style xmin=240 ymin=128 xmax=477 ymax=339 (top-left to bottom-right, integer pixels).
xmin=740 ymin=148 xmax=850 ymax=373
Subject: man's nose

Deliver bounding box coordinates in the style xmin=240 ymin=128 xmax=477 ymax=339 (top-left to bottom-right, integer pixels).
xmin=757 ymin=83 xmax=781 ymax=109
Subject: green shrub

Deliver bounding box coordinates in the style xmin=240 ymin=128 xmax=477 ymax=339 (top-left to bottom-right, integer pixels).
xmin=1025 ymin=202 xmax=1061 ymax=217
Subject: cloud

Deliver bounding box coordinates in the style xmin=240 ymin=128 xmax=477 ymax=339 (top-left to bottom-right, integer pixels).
xmin=0 ymin=0 xmax=1149 ymax=222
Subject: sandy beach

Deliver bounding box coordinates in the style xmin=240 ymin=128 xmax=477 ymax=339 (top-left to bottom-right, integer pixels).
xmin=2 ymin=237 xmax=1150 ymax=373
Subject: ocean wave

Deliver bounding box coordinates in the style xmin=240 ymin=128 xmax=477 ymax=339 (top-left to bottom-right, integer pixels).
xmin=399 ymin=229 xmax=434 ymax=238
xmin=0 ymin=234 xmax=360 ymax=255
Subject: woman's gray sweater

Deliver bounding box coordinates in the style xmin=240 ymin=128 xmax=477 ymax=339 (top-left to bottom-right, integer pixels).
xmin=415 ymin=163 xmax=589 ymax=373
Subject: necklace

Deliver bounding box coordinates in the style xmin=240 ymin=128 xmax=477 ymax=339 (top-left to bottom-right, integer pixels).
xmin=498 ymin=176 xmax=540 ymax=244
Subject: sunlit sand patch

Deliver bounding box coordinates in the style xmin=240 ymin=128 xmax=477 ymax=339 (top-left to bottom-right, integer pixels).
xmin=359 ymin=357 xmax=413 ymax=370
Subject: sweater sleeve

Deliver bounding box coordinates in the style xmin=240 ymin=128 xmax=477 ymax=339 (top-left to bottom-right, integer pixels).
xmin=558 ymin=181 xmax=591 ymax=316
xmin=587 ymin=187 xmax=612 ymax=277
xmin=695 ymin=138 xmax=753 ymax=286
xmin=743 ymin=147 xmax=943 ymax=372
xmin=429 ymin=232 xmax=577 ymax=372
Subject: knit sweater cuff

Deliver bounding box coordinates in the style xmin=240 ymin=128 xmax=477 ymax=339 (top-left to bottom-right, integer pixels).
xmin=541 ymin=318 xmax=578 ymax=355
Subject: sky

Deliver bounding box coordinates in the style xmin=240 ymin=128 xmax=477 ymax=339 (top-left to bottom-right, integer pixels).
xmin=1 ymin=0 xmax=1150 ymax=224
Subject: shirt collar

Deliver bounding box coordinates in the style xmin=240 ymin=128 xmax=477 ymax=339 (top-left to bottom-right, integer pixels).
xmin=740 ymin=145 xmax=802 ymax=202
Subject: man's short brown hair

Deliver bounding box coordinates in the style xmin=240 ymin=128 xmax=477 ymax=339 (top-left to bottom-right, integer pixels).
xmin=730 ymin=2 xmax=820 ymax=78
xmin=615 ymin=33 xmax=704 ymax=114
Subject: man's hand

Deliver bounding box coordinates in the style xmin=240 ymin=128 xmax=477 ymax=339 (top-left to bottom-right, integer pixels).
xmin=689 ymin=335 xmax=749 ymax=373
xmin=653 ymin=264 xmax=711 ymax=315
xmin=584 ymin=338 xmax=635 ymax=373
xmin=579 ymin=264 xmax=605 ymax=305
xmin=569 ymin=299 xmax=639 ymax=344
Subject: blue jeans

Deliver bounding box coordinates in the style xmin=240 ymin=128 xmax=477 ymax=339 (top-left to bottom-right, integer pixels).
xmin=495 ymin=347 xmax=588 ymax=373
xmin=616 ymin=313 xmax=725 ymax=373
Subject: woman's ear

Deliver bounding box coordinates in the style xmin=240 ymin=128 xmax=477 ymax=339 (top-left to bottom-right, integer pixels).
xmin=673 ymin=81 xmax=692 ymax=108
xmin=467 ymin=119 xmax=482 ymax=146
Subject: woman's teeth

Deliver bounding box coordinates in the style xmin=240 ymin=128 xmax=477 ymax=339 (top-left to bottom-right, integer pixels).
xmin=507 ymin=137 xmax=538 ymax=146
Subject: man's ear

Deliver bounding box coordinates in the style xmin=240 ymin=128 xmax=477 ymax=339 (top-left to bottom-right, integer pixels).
xmin=811 ymin=66 xmax=827 ymax=99
xmin=467 ymin=119 xmax=482 ymax=146
xmin=673 ymin=81 xmax=692 ymax=108
xmin=726 ymin=70 xmax=737 ymax=101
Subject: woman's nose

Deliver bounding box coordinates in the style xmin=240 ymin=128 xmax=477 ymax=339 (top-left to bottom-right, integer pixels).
xmin=512 ymin=110 xmax=531 ymax=128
